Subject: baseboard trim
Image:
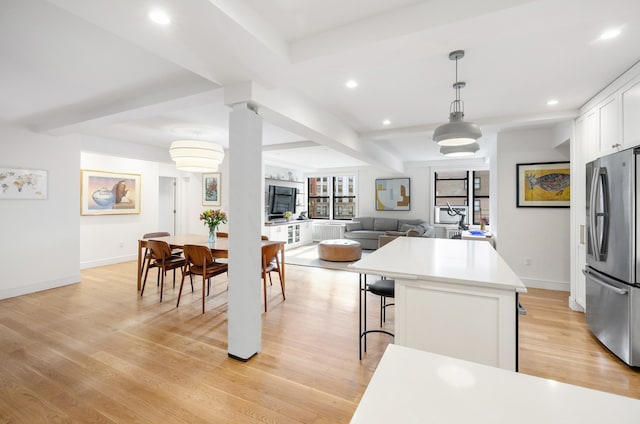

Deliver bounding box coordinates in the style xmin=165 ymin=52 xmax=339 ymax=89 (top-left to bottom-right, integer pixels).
xmin=521 ymin=277 xmax=569 ymax=292
xmin=568 ymin=296 xmax=585 ymax=312
xmin=81 ymin=254 xmax=137 ymax=269
xmin=0 ymin=275 xmax=81 ymax=300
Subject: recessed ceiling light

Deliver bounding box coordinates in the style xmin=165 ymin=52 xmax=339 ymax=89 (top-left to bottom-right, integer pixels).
xmin=547 ymin=99 xmax=559 ymax=106
xmin=345 ymin=80 xmax=358 ymax=89
xmin=149 ymin=8 xmax=171 ymax=25
xmin=382 ymin=119 xmax=391 ymax=126
xmin=600 ymin=28 xmax=621 ymax=40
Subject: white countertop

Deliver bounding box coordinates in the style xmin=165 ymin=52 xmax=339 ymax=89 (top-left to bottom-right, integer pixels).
xmin=351 ymin=344 xmax=640 ymax=423
xmin=349 ymin=237 xmax=526 ymax=292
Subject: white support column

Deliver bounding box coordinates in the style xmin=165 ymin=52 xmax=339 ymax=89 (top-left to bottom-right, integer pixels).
xmin=227 ymin=102 xmax=263 ymax=360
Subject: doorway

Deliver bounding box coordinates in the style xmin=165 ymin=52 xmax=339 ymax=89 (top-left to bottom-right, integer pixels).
xmin=158 ymin=177 xmax=176 ymax=234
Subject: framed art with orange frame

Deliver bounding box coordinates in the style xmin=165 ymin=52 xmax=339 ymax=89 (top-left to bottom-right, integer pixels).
xmin=81 ymin=169 xmax=141 ymax=215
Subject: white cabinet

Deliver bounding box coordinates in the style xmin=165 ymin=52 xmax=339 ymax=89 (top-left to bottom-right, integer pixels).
xmin=264 ymin=221 xmax=312 ymax=250
xmin=582 ymin=109 xmax=598 ymax=162
xmin=598 ymin=95 xmax=621 ymax=155
xmin=622 ymin=80 xmax=640 ymax=148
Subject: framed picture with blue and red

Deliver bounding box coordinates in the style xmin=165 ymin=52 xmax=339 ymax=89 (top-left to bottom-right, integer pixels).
xmin=203 ymin=172 xmax=221 ymax=206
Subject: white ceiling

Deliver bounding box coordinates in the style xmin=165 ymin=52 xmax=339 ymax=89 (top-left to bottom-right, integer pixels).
xmin=2 ymin=0 xmax=640 ymax=171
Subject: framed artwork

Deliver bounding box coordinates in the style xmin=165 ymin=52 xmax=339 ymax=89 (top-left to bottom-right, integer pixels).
xmin=203 ymin=172 xmax=221 ymax=206
xmin=0 ymin=167 xmax=48 ymax=199
xmin=81 ymin=169 xmax=141 ymax=215
xmin=375 ymin=177 xmax=411 ymax=211
xmin=516 ymin=161 xmax=570 ymax=207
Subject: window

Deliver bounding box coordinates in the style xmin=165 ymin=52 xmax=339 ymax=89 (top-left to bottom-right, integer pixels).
xmin=434 ymin=171 xmax=468 ymax=207
xmin=308 ymin=175 xmax=356 ymax=220
xmin=308 ymin=177 xmax=330 ymax=219
xmin=472 ymin=170 xmax=490 ymax=225
xmin=434 ymin=170 xmax=490 ymax=225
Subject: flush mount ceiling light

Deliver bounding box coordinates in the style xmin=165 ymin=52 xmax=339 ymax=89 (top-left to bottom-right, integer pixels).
xmin=433 ymin=50 xmax=482 ymax=149
xmin=169 ymin=140 xmax=224 ymax=172
xmin=148 ymin=8 xmax=171 ymax=25
xmin=345 ymin=79 xmax=358 ymax=89
xmin=600 ymin=28 xmax=621 ymax=40
xmin=440 ymin=142 xmax=479 ymax=157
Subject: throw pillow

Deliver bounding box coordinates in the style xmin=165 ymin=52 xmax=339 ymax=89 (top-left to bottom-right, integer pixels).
xmin=384 ymin=231 xmax=405 ymax=236
xmin=400 ymin=223 xmax=426 ymax=236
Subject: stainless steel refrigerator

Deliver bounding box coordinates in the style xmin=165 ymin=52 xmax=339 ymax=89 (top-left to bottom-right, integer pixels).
xmin=585 ymin=146 xmax=640 ymax=366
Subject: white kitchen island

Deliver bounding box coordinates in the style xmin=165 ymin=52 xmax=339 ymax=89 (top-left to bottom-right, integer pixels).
xmin=349 ymin=237 xmax=527 ymax=371
xmin=351 ymin=344 xmax=640 ymax=423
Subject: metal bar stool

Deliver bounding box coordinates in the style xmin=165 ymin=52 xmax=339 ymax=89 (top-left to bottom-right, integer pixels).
xmin=359 ymin=273 xmax=395 ymax=360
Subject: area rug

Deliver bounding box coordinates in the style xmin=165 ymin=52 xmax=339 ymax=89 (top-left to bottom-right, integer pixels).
xmin=284 ymin=243 xmax=369 ymax=271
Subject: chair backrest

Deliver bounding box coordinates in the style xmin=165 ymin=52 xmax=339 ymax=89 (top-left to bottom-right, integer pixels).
xmin=183 ymin=244 xmax=214 ymax=268
xmin=143 ymin=231 xmax=171 ymax=239
xmin=261 ymin=235 xmax=269 ymax=240
xmin=216 ymin=232 xmax=229 ymax=238
xmin=147 ymin=240 xmax=173 ymax=261
xmin=261 ymin=243 xmax=280 ymax=267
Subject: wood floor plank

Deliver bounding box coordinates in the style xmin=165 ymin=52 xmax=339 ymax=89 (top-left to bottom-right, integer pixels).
xmin=1 ymin=260 xmax=639 ymax=424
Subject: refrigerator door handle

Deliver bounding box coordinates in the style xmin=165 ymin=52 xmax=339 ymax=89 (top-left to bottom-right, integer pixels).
xmin=588 ymin=167 xmax=601 ymax=260
xmin=590 ymin=167 xmax=609 ymax=262
xmin=582 ymin=269 xmax=628 ymax=295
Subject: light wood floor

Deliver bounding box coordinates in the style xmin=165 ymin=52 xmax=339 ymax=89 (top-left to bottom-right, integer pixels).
xmin=1 ymin=262 xmax=639 ymax=423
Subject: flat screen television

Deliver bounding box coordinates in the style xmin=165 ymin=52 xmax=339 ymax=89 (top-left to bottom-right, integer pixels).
xmin=268 ymin=185 xmax=297 ymax=215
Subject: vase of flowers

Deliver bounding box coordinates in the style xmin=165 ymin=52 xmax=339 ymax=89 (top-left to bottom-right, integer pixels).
xmin=200 ymin=209 xmax=228 ymax=243
xmin=283 ymin=211 xmax=293 ymax=221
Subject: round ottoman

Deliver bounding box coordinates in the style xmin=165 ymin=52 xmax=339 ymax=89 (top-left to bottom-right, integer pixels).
xmin=318 ymin=239 xmax=362 ymax=262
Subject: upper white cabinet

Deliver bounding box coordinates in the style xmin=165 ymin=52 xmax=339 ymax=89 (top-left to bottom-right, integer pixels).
xmin=598 ymin=95 xmax=621 ymax=155
xmin=622 ymin=80 xmax=640 ymax=148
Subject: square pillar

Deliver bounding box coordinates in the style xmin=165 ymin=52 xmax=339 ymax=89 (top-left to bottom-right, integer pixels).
xmin=227 ymin=102 xmax=263 ymax=360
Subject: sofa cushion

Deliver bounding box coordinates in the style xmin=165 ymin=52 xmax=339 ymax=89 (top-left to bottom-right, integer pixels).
xmin=344 ymin=230 xmax=382 ymax=240
xmin=345 ymin=221 xmax=362 ymax=231
xmin=356 ymin=217 xmax=375 ymax=230
xmin=373 ymin=218 xmax=398 ymax=231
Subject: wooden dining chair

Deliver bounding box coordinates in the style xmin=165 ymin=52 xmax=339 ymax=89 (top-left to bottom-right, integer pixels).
xmin=261 ymin=243 xmax=285 ymax=312
xmin=141 ymin=240 xmax=185 ymax=302
xmin=177 ymin=244 xmax=228 ymax=314
xmin=140 ymin=231 xmax=182 ymax=281
xmin=216 ymin=232 xmax=228 ymax=238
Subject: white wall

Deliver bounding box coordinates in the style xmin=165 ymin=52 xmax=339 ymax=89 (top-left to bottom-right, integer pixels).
xmin=0 ymin=125 xmax=81 ymax=299
xmin=496 ymin=126 xmax=571 ymax=291
xmin=80 ymin=152 xmax=162 ymax=268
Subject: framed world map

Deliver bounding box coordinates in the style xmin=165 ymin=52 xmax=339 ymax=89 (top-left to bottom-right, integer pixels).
xmin=0 ymin=167 xmax=48 ymax=200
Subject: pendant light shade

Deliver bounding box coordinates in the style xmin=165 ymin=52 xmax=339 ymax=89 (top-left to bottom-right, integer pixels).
xmin=433 ymin=50 xmax=482 ymax=150
xmin=170 ymin=140 xmax=225 ymax=172
xmin=440 ymin=142 xmax=479 ymax=157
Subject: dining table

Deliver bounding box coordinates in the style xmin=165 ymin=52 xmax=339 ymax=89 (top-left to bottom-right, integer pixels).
xmin=136 ymin=234 xmax=285 ymax=291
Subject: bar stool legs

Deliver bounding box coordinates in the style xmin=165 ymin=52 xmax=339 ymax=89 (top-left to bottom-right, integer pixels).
xmin=359 ymin=273 xmax=395 ymax=360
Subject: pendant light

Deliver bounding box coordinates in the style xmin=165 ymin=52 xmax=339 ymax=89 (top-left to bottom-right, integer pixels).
xmin=169 ymin=140 xmax=225 ymax=172
xmin=440 ymin=142 xmax=479 ymax=157
xmin=433 ymin=50 xmax=482 ymax=150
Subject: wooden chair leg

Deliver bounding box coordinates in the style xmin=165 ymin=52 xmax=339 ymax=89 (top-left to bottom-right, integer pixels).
xmin=202 ymin=274 xmax=206 ymax=314
xmin=278 ymin=269 xmax=285 ymax=300
xmin=141 ymin=263 xmax=151 ymax=297
xmin=176 ymin=271 xmax=187 ymax=308
xmin=159 ymin=266 xmax=165 ymax=303
xmin=262 ymin=269 xmax=268 ymax=313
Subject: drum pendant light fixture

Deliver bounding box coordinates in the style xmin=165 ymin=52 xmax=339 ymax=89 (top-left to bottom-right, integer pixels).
xmin=433 ymin=50 xmax=482 ymax=152
xmin=169 ymin=140 xmax=225 ymax=172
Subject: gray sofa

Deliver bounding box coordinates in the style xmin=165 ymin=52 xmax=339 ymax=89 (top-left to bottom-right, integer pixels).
xmin=344 ymin=217 xmax=434 ymax=250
